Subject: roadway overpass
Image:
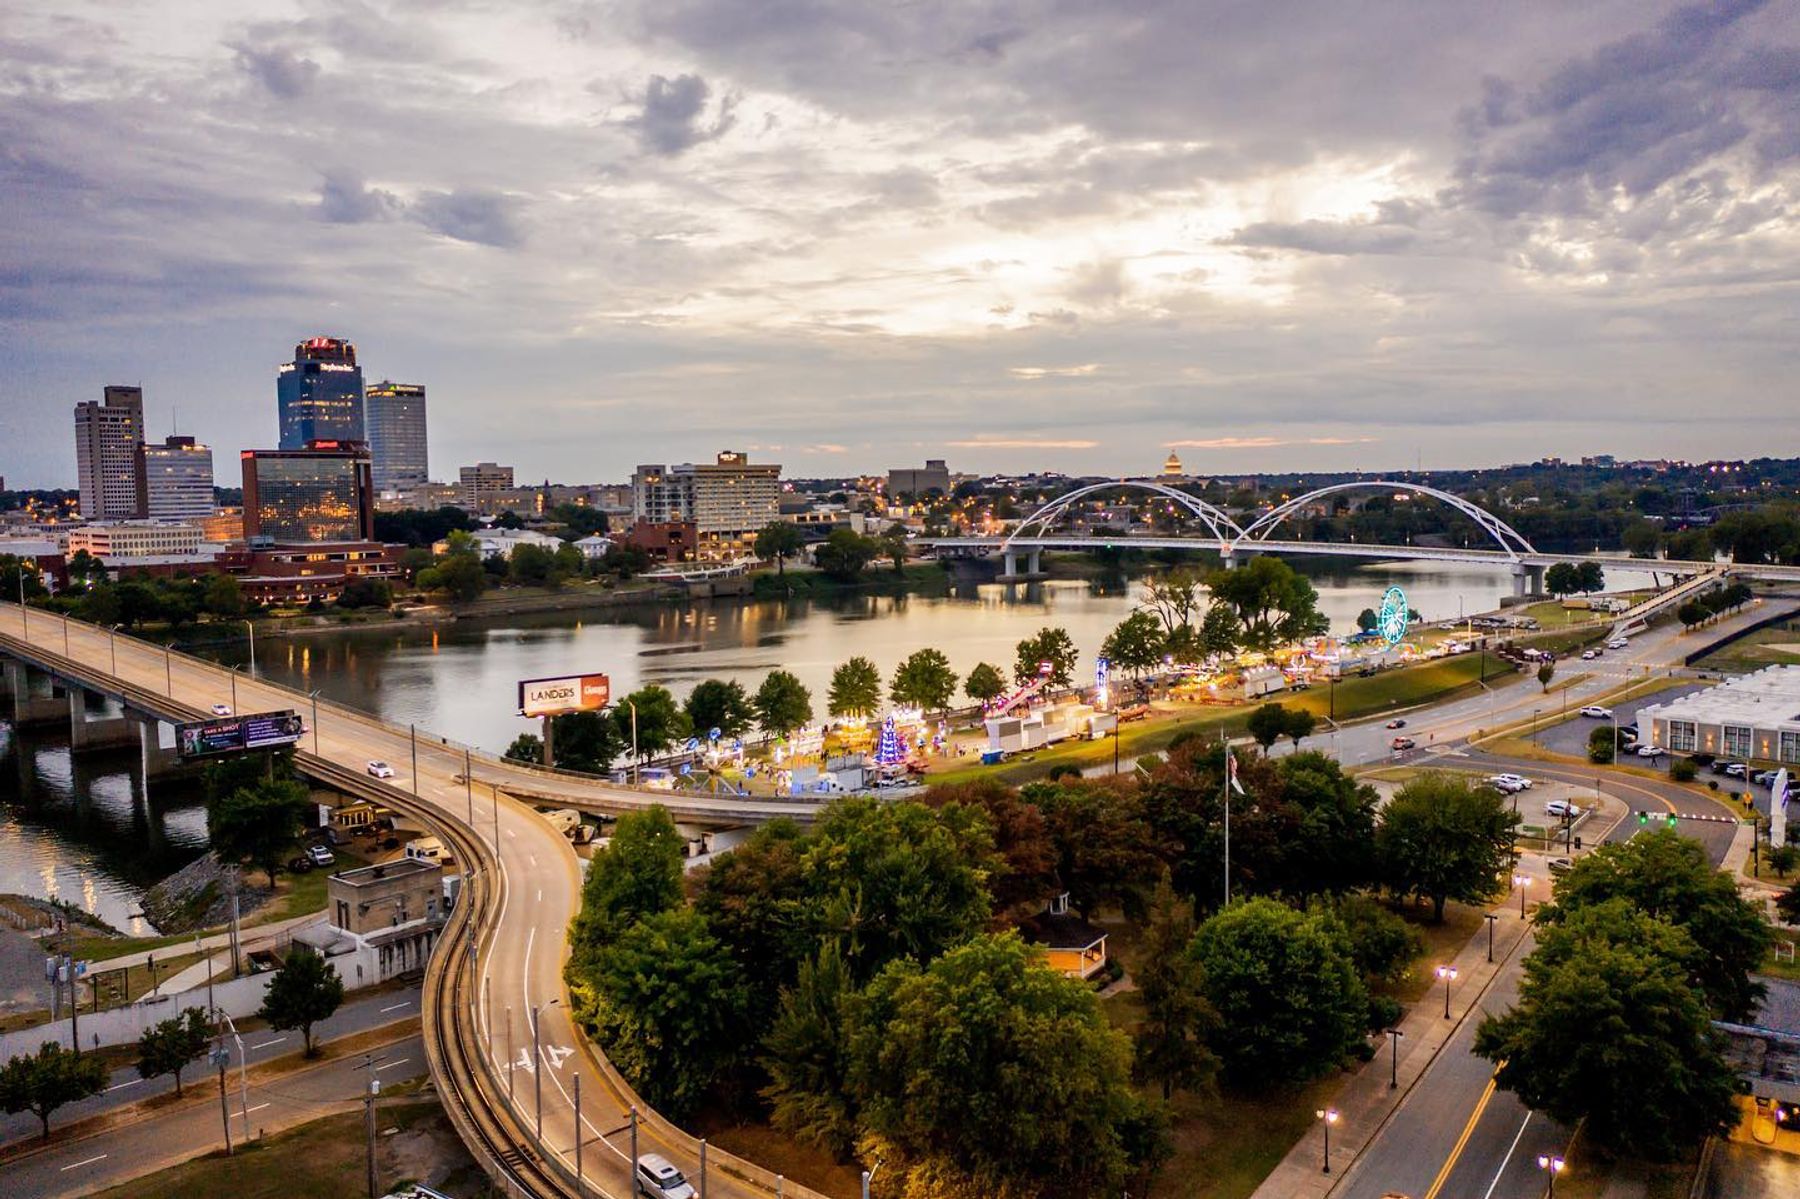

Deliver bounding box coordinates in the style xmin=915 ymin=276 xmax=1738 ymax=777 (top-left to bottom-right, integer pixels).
xmin=0 ymin=603 xmax=828 ymax=1199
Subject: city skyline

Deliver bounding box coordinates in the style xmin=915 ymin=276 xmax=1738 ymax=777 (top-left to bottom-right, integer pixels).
xmin=4 ymin=2 xmax=1800 ymax=487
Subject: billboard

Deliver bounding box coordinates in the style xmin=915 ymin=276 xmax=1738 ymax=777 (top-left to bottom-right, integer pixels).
xmin=176 ymin=710 xmax=305 ymax=760
xmin=517 ymin=674 xmax=611 ymax=719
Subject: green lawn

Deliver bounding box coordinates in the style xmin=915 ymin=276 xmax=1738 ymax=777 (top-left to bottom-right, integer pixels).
xmin=1693 ymin=622 xmax=1800 ymax=674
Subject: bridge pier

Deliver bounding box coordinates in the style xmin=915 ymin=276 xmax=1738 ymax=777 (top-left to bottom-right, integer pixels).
xmin=4 ymin=659 xmax=67 ymax=728
xmin=1221 ymin=547 xmax=1260 ymax=570
xmin=998 ymin=548 xmax=1044 ymax=583
xmin=67 ymin=687 xmax=137 ymax=753
xmin=134 ymin=712 xmax=188 ymax=779
xmin=1510 ymin=563 xmax=1546 ymax=597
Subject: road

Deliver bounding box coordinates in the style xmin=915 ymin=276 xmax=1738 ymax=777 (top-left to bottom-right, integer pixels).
xmin=0 ymin=984 xmax=422 ymax=1147
xmin=5 ymin=1032 xmax=426 ymax=1199
xmin=0 ymin=604 xmax=776 ymax=1199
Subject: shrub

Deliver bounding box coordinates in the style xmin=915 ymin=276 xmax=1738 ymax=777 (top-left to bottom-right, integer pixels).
xmin=1669 ymin=758 xmax=1698 ymax=783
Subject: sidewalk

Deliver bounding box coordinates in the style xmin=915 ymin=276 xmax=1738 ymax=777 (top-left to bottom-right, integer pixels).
xmin=84 ymin=911 xmax=324 ymax=975
xmin=1250 ymin=876 xmax=1542 ymax=1199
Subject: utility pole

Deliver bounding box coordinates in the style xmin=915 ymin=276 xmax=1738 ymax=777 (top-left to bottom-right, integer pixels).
xmin=574 ymin=1072 xmax=583 ymax=1186
xmin=465 ymin=747 xmax=473 ymax=828
xmin=355 ymin=1053 xmax=385 ymax=1198
xmin=65 ymin=954 xmax=79 ymax=1055
xmin=630 ymin=1105 xmax=638 ymax=1171
xmin=410 ymin=723 xmax=418 ymax=797
xmin=213 ymin=1046 xmax=234 ymax=1154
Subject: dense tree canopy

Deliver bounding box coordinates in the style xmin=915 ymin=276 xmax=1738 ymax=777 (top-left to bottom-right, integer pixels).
xmin=684 ymin=678 xmax=754 ymax=739
xmin=569 ymin=806 xmax=686 ymax=973
xmin=828 ymin=656 xmax=883 ymax=720
xmin=890 ymin=648 xmax=958 ymax=712
xmin=755 ymin=670 xmax=815 ymax=738
xmin=208 ymin=776 xmax=312 ymax=887
xmin=1013 ymin=626 xmax=1079 ymax=687
xmin=1376 ymin=773 xmax=1518 ymax=922
xmin=1203 ymin=557 xmax=1329 ymax=652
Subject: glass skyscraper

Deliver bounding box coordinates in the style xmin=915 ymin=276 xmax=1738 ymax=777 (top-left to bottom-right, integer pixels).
xmin=277 ymin=337 xmax=365 ymax=449
xmin=240 ymin=442 xmax=374 ymax=544
xmin=365 ymin=381 xmax=429 ymax=493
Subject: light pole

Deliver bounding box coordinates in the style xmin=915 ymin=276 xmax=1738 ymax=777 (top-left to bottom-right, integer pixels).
xmin=410 ymin=723 xmax=419 ymax=797
xmin=108 ymin=625 xmax=118 ymax=675
xmin=1537 ymin=1153 xmax=1565 ymax=1196
xmin=1386 ymin=1027 xmax=1404 ymax=1089
xmin=1436 ymin=964 xmax=1458 ymax=1019
xmin=531 ymin=997 xmax=559 ymax=1143
xmin=1532 ymin=707 xmax=1540 ymax=746
xmin=1316 ymin=1107 xmax=1339 ymax=1173
xmin=573 ymin=1072 xmax=583 ymax=1187
xmin=1514 ymin=872 xmax=1530 ymax=919
xmin=243 ymin=620 xmax=256 ymax=676
xmin=1485 ymin=913 xmax=1498 ymax=963
xmin=310 ymin=691 xmax=320 ymax=755
xmin=229 ymin=664 xmax=238 ymax=712
xmin=624 ymin=700 xmax=640 ymax=784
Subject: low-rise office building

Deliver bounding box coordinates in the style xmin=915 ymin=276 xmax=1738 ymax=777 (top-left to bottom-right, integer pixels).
xmin=296 ymin=857 xmax=447 ymax=988
xmin=67 ymin=521 xmax=204 ymax=559
xmin=1636 ymin=665 xmax=1800 ymax=763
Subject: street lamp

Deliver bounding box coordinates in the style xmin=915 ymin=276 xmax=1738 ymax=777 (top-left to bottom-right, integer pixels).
xmin=531 ymin=998 xmax=560 ymax=1143
xmin=1537 ymin=1153 xmax=1565 ymax=1196
xmin=1385 ymin=1027 xmax=1404 ymax=1090
xmin=1316 ymin=1107 xmax=1339 ymax=1173
xmin=229 ymin=664 xmax=239 ymax=712
xmin=1484 ymin=912 xmax=1498 ymax=963
xmin=1436 ymin=964 xmax=1459 ymax=1019
xmin=243 ymin=620 xmax=256 ymax=676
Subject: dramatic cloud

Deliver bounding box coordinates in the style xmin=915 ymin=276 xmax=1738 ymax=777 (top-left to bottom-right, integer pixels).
xmin=2 ymin=2 xmax=1798 ymax=486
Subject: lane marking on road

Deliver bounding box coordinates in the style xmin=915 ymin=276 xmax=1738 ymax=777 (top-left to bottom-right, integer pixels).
xmin=376 ymin=1057 xmax=411 ymax=1071
xmin=380 ymin=1001 xmax=411 ymax=1013
xmin=537 ymin=888 xmax=542 ymax=904
xmin=61 ymin=1154 xmax=108 ymax=1171
xmin=107 ymin=1078 xmax=144 ymax=1092
xmin=1481 ymin=1111 xmax=1531 ymax=1199
xmin=1422 ymin=1074 xmax=1499 ymax=1199
xmin=246 ymin=1102 xmax=271 ymax=1114
xmin=251 ymin=1037 xmax=287 ymax=1049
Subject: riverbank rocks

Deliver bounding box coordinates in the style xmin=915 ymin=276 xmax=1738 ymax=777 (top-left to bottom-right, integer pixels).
xmin=139 ymin=854 xmax=272 ymax=933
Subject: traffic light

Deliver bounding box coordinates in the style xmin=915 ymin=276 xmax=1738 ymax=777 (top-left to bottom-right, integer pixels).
xmin=1666 ymin=812 xmax=1678 ymax=828
xmin=1638 ymin=810 xmax=1649 ymax=826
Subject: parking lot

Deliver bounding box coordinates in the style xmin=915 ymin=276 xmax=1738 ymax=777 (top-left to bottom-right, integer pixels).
xmin=1521 ymin=683 xmax=1708 ymax=762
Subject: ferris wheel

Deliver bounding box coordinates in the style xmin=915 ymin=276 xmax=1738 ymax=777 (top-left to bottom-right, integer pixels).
xmin=1377 ymin=586 xmax=1409 ymax=649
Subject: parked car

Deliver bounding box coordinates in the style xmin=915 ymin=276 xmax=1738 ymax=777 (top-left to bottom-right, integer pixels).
xmin=1636 ymin=744 xmax=1667 ymax=759
xmin=286 ymin=856 xmax=314 ymax=873
xmin=1487 ymin=775 xmax=1527 ymax=794
xmin=1580 ymin=649 xmax=1600 ymax=661
xmin=306 ymin=844 xmax=335 ymax=867
xmin=1752 ymin=769 xmax=1781 ymax=787
xmin=1386 ymin=718 xmax=1408 ymax=729
xmin=366 ymin=760 xmax=396 ymax=779
xmin=1390 ymin=736 xmax=1417 ymax=751
xmin=635 ymin=1154 xmax=697 ymax=1199
xmin=1607 ymin=637 xmax=1630 ymax=650
xmin=1494 ymin=773 xmax=1534 ymax=791
xmin=1579 ymin=705 xmax=1612 ymax=719
xmin=1722 ymin=762 xmax=1749 ymax=778
xmin=1545 ymin=799 xmax=1582 ymax=819
xmin=1548 ymin=857 xmax=1574 ymax=876
xmin=210 ymin=703 xmax=233 ymax=717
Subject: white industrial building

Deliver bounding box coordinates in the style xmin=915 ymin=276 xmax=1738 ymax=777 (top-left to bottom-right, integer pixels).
xmin=1636 ymin=666 xmax=1800 ymax=764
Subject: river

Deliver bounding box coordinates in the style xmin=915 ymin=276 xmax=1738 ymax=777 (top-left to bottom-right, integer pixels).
xmin=0 ymin=557 xmax=1659 ymax=929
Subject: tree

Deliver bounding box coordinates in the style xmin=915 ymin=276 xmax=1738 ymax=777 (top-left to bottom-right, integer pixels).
xmin=1677 ymin=598 xmax=1708 ymax=627
xmin=964 ymin=661 xmax=1006 ymax=705
xmin=1133 ymin=874 xmax=1219 ymax=1100
xmin=135 ymin=1007 xmax=210 ymax=1096
xmin=684 ymin=678 xmax=754 ymax=739
xmin=208 ymin=776 xmax=312 ymax=887
xmin=1196 ymin=603 xmax=1241 ymax=658
xmin=754 ymin=521 xmax=805 ymax=577
xmin=579 ymin=907 xmax=751 ymax=1119
xmin=1575 ymin=561 xmax=1605 ymax=593
xmin=569 ymin=806 xmax=685 ymax=969
xmin=504 ymin=733 xmax=543 ymax=764
xmin=1542 ymin=829 xmax=1772 ymax=1021
xmin=1475 ymin=901 xmax=1739 ymax=1160
xmin=0 ymin=556 xmax=48 ymax=603
xmin=1101 ymin=610 xmax=1165 ymax=679
xmin=1588 ymin=725 xmax=1615 ymax=764
xmin=890 ymin=648 xmax=958 ymax=713
xmin=1544 ymin=562 xmax=1579 ymax=597
xmin=1283 ymin=707 xmax=1317 ymax=748
xmin=1276 ymin=752 xmax=1381 ymax=896
xmin=814 ymin=528 xmax=879 ymax=582
xmin=920 ymin=779 xmax=1058 ymax=914
xmin=1203 ymin=556 xmax=1328 ymax=652
xmin=1028 ymin=779 xmax=1163 ymax=920
xmin=879 ymin=522 xmax=909 ymax=573
xmin=695 ymin=820 xmax=815 ymax=1015
xmin=1768 ymin=844 xmax=1799 ymax=879
xmin=1310 ymin=893 xmax=1425 ymax=988
xmin=548 ymin=709 xmax=622 ymax=773
xmin=1014 ymin=626 xmax=1078 ymax=687
xmin=761 ymin=942 xmax=858 ymax=1156
xmin=1622 ymin=520 xmax=1661 ymax=559
xmin=202 ymin=573 xmax=244 ymax=618
xmin=827 ymin=657 xmax=883 ymax=720
xmin=1191 ymin=898 xmax=1369 ymax=1087
xmin=429 ymin=551 xmax=487 ymax=601
xmin=754 ymin=670 xmax=814 ymax=738
xmin=1140 ymin=568 xmax=1204 ymax=637
xmin=1247 ymin=703 xmax=1290 ymax=750
xmin=1376 ymin=773 xmax=1518 ymax=922
xmin=845 ymin=933 xmax=1153 ymax=1198
xmin=0 ymin=1041 xmax=108 ymax=1140
xmin=611 ymin=685 xmax=689 ymax=759
xmin=1537 ymin=660 xmax=1556 ymax=692
xmin=1777 ymin=882 xmax=1800 ymax=925
xmin=1356 ymin=607 xmax=1378 ymax=633
xmin=335 ymin=577 xmax=392 ymax=609
xmin=258 ymin=945 xmax=345 ymax=1057
xmin=508 ymin=542 xmax=559 ymax=587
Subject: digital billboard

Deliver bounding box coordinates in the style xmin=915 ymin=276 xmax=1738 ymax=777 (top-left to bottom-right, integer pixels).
xmin=176 ymin=710 xmax=305 ymax=760
xmin=517 ymin=674 xmax=611 ymax=719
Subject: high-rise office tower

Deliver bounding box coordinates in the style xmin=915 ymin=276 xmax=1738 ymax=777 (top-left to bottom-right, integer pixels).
xmin=140 ymin=435 xmax=215 ymax=521
xmin=365 ymin=381 xmax=429 ymax=493
xmin=277 ymin=337 xmax=365 ymax=449
xmin=73 ymin=385 xmax=146 ymax=519
xmin=632 ymin=450 xmax=781 ymax=559
xmin=241 ymin=441 xmax=375 ymax=544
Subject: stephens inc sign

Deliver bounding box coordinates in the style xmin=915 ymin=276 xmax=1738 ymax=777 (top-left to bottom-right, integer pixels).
xmin=517 ymin=674 xmax=611 ymax=718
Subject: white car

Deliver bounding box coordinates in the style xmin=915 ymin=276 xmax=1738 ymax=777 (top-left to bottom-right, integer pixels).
xmin=1580 ymin=649 xmax=1600 ymax=661
xmin=635 ymin=1154 xmax=697 ymax=1199
xmin=1545 ymin=799 xmax=1582 ymax=819
xmin=1579 ymin=705 xmax=1613 ymax=719
xmin=1486 ymin=774 xmax=1527 ymax=794
xmin=1636 ymin=744 xmax=1667 ymax=759
xmin=1607 ymin=637 xmax=1630 ymax=650
xmin=210 ymin=703 xmax=233 ymax=717
xmin=306 ymin=844 xmax=335 ymax=867
xmin=1494 ymin=773 xmax=1533 ymax=791
xmin=366 ymin=760 xmax=396 ymax=779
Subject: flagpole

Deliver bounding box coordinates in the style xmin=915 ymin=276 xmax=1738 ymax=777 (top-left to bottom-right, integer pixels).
xmin=1223 ymin=748 xmax=1232 ymax=908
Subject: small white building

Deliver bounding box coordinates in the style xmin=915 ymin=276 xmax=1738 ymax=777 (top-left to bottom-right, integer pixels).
xmin=432 ymin=527 xmax=565 ymax=560
xmin=1637 ymin=666 xmax=1800 ymax=764
xmin=572 ymin=534 xmax=613 ymax=560
xmin=294 ymin=858 xmax=447 ymax=989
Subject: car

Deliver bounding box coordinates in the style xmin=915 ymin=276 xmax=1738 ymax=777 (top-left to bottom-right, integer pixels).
xmin=1607 ymin=637 xmax=1630 ymax=650
xmin=1548 ymin=857 xmax=1573 ymax=876
xmin=210 ymin=703 xmax=233 ymax=717
xmin=635 ymin=1153 xmax=697 ymax=1199
xmin=1494 ymin=773 xmax=1534 ymax=790
xmin=286 ymin=855 xmax=314 ymax=873
xmin=306 ymin=844 xmax=335 ymax=867
xmin=1486 ymin=774 xmax=1526 ymax=794
xmin=1636 ymin=744 xmax=1667 ymax=759
xmin=1753 ymin=769 xmax=1781 ymax=787
xmin=1390 ymin=736 xmax=1416 ymax=751
xmin=366 ymin=760 xmax=396 ymax=779
xmin=1722 ymin=762 xmax=1748 ymax=778
xmin=1579 ymin=705 xmax=1613 ymax=719
xmin=1385 ymin=718 xmax=1407 ymax=729
xmin=1580 ymin=649 xmax=1600 ymax=661
xmin=1545 ymin=799 xmax=1582 ymax=819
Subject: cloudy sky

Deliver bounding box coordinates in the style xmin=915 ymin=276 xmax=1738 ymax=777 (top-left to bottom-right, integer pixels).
xmin=3 ymin=0 xmax=1798 ymax=488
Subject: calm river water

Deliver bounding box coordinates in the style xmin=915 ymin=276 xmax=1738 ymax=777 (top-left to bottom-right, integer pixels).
xmin=1 ymin=558 xmax=1659 ymax=928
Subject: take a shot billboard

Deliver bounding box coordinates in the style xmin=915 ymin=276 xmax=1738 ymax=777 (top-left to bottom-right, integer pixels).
xmin=176 ymin=710 xmax=305 ymax=760
xmin=517 ymin=674 xmax=611 ymax=719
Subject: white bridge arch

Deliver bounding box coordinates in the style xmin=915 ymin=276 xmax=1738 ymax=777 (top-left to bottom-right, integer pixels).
xmin=1229 ymin=481 xmax=1537 ymax=562
xmin=1003 ymin=480 xmax=1246 ymax=550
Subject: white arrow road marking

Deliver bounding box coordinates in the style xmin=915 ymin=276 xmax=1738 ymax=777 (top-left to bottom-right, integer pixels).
xmin=542 ymin=1044 xmax=573 ymax=1070
xmin=515 ymin=1049 xmax=536 ymax=1074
